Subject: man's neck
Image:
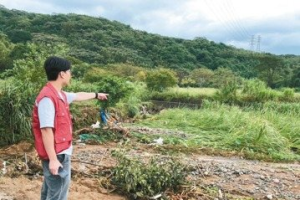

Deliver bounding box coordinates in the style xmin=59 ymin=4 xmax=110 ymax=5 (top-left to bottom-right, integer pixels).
xmin=48 ymin=81 xmax=63 ymax=92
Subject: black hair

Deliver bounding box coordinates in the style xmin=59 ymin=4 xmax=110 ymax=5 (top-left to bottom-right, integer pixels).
xmin=44 ymin=56 xmax=71 ymax=81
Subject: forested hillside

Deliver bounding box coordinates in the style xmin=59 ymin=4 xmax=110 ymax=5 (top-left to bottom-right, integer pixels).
xmin=0 ymin=5 xmax=300 ymax=88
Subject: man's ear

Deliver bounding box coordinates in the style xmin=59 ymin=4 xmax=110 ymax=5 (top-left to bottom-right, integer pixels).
xmin=59 ymin=71 xmax=65 ymax=79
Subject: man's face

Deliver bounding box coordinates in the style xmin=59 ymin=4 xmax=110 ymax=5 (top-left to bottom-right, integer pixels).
xmin=61 ymin=69 xmax=72 ymax=86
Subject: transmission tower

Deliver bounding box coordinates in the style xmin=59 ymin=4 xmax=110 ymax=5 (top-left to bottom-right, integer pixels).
xmin=256 ymin=35 xmax=261 ymax=53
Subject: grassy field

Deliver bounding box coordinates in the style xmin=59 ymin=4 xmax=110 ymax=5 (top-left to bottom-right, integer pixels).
xmin=171 ymin=87 xmax=300 ymax=98
xmin=169 ymin=87 xmax=217 ymax=97
xmin=133 ymin=100 xmax=300 ymax=161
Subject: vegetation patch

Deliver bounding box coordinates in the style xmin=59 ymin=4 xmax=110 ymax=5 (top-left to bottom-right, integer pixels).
xmin=134 ymin=101 xmax=300 ymax=161
xmin=111 ymin=151 xmax=186 ymax=199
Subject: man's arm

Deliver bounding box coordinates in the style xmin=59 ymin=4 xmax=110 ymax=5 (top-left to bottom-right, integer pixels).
xmin=41 ymin=127 xmax=62 ymax=175
xmin=74 ymin=92 xmax=108 ymax=102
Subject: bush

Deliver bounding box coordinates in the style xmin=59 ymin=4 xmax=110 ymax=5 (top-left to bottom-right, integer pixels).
xmin=214 ymin=81 xmax=239 ymax=104
xmin=65 ymin=79 xmax=97 ymax=93
xmin=116 ymin=82 xmax=149 ymax=118
xmin=83 ymin=67 xmax=114 ymax=83
xmin=111 ymin=151 xmax=186 ymax=199
xmin=145 ymin=68 xmax=178 ymax=91
xmin=241 ymin=79 xmax=279 ymax=102
xmin=279 ymin=88 xmax=295 ymax=101
xmin=95 ymin=76 xmax=133 ymax=108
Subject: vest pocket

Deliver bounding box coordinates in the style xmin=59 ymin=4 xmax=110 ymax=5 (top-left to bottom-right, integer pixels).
xmin=55 ymin=114 xmax=72 ymax=144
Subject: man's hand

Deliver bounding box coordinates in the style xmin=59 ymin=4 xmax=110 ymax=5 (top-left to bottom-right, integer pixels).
xmin=97 ymin=93 xmax=108 ymax=100
xmin=49 ymin=159 xmax=63 ymax=175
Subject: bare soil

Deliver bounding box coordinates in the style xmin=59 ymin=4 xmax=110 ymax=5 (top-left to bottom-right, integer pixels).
xmin=0 ymin=140 xmax=299 ymax=200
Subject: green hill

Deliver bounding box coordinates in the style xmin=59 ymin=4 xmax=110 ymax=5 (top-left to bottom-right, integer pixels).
xmin=0 ymin=5 xmax=300 ymax=88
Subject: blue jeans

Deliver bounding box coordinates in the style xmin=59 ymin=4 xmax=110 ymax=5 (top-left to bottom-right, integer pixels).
xmin=41 ymin=154 xmax=71 ymax=200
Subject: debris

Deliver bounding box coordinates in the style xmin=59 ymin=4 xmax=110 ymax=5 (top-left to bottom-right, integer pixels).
xmin=1 ymin=161 xmax=7 ymax=175
xmin=91 ymin=121 xmax=100 ymax=128
xmin=149 ymin=193 xmax=162 ymax=199
xmin=153 ymin=137 xmax=163 ymax=145
xmin=266 ymin=194 xmax=273 ymax=199
xmin=273 ymin=179 xmax=280 ymax=183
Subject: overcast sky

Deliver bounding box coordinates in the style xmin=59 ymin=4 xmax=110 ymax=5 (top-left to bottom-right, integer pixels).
xmin=1 ymin=0 xmax=300 ymax=55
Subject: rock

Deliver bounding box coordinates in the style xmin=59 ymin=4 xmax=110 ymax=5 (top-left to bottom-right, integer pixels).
xmin=273 ymin=179 xmax=280 ymax=183
xmin=266 ymin=194 xmax=273 ymax=199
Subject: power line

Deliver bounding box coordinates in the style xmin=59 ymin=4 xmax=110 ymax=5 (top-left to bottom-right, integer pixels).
xmin=212 ymin=0 xmax=248 ymax=40
xmin=224 ymin=0 xmax=252 ymax=38
xmin=203 ymin=0 xmax=250 ymax=42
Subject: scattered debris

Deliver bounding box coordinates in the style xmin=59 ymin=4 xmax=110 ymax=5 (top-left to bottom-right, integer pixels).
xmin=152 ymin=137 xmax=164 ymax=145
xmin=91 ymin=121 xmax=100 ymax=128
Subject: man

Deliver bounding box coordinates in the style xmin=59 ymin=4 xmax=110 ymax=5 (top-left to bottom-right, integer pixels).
xmin=32 ymin=56 xmax=108 ymax=200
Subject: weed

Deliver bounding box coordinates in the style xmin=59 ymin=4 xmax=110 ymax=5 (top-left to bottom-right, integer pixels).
xmin=111 ymin=151 xmax=186 ymax=199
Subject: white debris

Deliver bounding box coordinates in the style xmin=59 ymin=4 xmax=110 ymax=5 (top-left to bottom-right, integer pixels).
xmin=1 ymin=161 xmax=7 ymax=175
xmin=91 ymin=121 xmax=100 ymax=128
xmin=273 ymin=179 xmax=280 ymax=183
xmin=149 ymin=193 xmax=162 ymax=199
xmin=153 ymin=137 xmax=163 ymax=145
xmin=266 ymin=194 xmax=273 ymax=199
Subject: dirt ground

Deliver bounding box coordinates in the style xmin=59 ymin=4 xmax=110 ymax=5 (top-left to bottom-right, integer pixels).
xmin=0 ymin=140 xmax=299 ymax=200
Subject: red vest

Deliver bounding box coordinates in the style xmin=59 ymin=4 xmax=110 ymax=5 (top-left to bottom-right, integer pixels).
xmin=32 ymin=83 xmax=73 ymax=160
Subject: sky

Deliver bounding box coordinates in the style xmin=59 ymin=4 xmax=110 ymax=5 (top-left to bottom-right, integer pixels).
xmin=1 ymin=0 xmax=300 ymax=55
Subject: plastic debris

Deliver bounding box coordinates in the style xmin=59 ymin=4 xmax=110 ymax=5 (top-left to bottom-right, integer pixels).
xmin=91 ymin=121 xmax=100 ymax=128
xmin=1 ymin=161 xmax=7 ymax=175
xmin=153 ymin=137 xmax=163 ymax=145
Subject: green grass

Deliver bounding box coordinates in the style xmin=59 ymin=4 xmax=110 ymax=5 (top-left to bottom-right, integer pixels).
xmin=133 ymin=101 xmax=300 ymax=161
xmin=169 ymin=87 xmax=217 ymax=97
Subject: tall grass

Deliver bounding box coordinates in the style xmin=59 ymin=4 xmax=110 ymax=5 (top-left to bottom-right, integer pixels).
xmin=150 ymin=87 xmax=215 ymax=104
xmin=152 ymin=83 xmax=298 ymax=105
xmin=169 ymin=87 xmax=217 ymax=97
xmin=0 ymin=81 xmax=37 ymax=146
xmin=135 ymin=100 xmax=300 ymax=161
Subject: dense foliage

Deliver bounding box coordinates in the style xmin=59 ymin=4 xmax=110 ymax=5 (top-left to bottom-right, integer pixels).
xmin=0 ymin=5 xmax=299 ymax=89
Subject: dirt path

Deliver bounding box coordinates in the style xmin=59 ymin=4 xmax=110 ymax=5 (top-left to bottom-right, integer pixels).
xmin=0 ymin=141 xmax=299 ymax=200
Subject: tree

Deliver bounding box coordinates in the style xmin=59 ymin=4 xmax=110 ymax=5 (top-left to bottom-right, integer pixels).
xmin=255 ymin=54 xmax=284 ymax=88
xmin=211 ymin=68 xmax=240 ymax=88
xmin=189 ymin=68 xmax=214 ymax=87
xmin=6 ymin=43 xmax=68 ymax=87
xmin=145 ymin=68 xmax=178 ymax=91
xmin=7 ymin=30 xmax=32 ymax=43
xmin=290 ymin=67 xmax=300 ymax=88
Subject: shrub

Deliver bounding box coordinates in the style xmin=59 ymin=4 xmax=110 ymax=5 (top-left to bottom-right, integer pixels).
xmin=145 ymin=68 xmax=178 ymax=91
xmin=241 ymin=79 xmax=279 ymax=102
xmin=279 ymin=87 xmax=295 ymax=101
xmin=65 ymin=79 xmax=97 ymax=93
xmin=95 ymin=76 xmax=133 ymax=108
xmin=116 ymin=82 xmax=149 ymax=118
xmin=214 ymin=81 xmax=239 ymax=104
xmin=111 ymin=151 xmax=186 ymax=199
xmin=188 ymin=68 xmax=214 ymax=87
xmin=83 ymin=67 xmax=113 ymax=83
